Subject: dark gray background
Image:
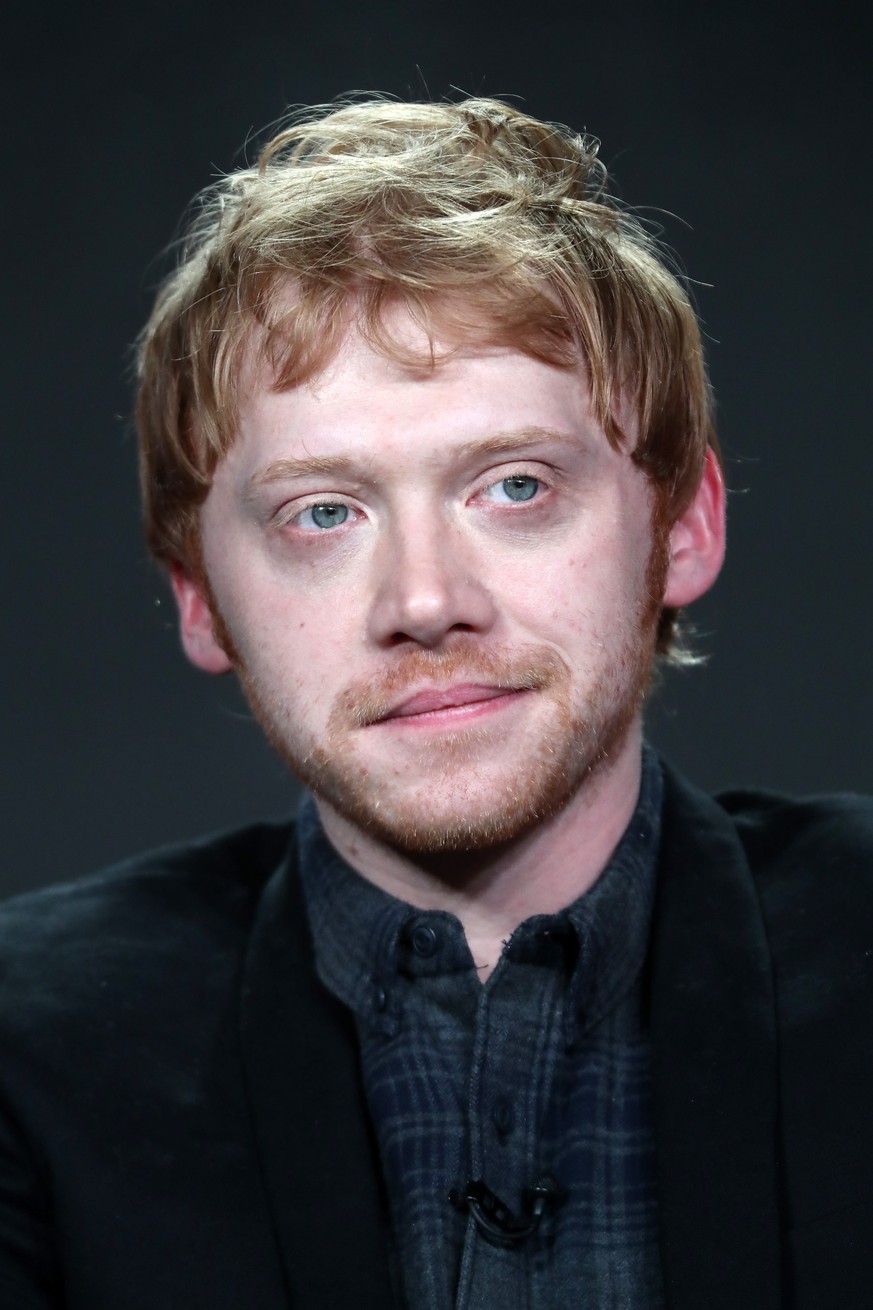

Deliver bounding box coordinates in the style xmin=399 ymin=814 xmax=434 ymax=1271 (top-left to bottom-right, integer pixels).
xmin=3 ymin=1 xmax=870 ymax=899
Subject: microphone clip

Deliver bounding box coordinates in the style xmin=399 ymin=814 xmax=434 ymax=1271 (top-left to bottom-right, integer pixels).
xmin=449 ymin=1175 xmax=563 ymax=1246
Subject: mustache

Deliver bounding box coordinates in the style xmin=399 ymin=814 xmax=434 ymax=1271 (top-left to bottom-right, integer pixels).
xmin=334 ymin=644 xmax=570 ymax=728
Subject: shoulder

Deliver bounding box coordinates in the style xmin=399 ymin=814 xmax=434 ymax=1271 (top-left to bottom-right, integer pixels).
xmin=0 ymin=818 xmax=294 ymax=936
xmin=714 ymin=784 xmax=873 ymax=880
xmin=0 ymin=820 xmax=295 ymax=1026
xmin=700 ymin=784 xmax=873 ymax=1038
xmin=712 ymin=786 xmax=873 ymax=939
xmin=660 ymin=767 xmax=873 ymax=1002
xmin=664 ymin=766 xmax=873 ymax=907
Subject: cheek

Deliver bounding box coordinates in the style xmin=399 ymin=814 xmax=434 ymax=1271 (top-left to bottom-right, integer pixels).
xmin=203 ymin=526 xmax=354 ymax=645
xmin=230 ymin=585 xmax=365 ymax=719
xmin=501 ymin=550 xmax=615 ymax=626
xmin=553 ymin=547 xmax=652 ymax=648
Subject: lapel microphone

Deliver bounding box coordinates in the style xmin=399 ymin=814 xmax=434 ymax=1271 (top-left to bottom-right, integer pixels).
xmin=449 ymin=1175 xmax=563 ymax=1245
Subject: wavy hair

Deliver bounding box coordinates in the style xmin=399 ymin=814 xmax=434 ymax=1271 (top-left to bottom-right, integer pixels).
xmin=136 ymin=96 xmax=717 ymax=658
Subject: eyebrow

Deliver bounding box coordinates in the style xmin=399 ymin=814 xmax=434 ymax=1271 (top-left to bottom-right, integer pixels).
xmin=246 ymin=426 xmax=584 ymax=495
xmin=455 ymin=426 xmax=581 ymax=459
xmin=245 ymin=454 xmax=368 ymax=501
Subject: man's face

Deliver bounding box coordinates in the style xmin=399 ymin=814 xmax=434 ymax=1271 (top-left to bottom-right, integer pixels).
xmin=184 ymin=311 xmax=671 ymax=855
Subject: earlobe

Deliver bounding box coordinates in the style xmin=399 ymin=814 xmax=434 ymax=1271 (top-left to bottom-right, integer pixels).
xmin=662 ymin=447 xmax=727 ymax=608
xmin=169 ymin=565 xmax=234 ymax=675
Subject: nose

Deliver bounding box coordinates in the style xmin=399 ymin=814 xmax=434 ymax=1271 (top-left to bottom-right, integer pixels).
xmin=367 ymin=512 xmax=497 ymax=649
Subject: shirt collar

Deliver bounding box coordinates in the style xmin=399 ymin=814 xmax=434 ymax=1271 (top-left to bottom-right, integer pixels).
xmin=297 ymin=746 xmax=663 ymax=1040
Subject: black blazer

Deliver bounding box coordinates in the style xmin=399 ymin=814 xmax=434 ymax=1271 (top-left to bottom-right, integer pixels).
xmin=0 ymin=766 xmax=872 ymax=1309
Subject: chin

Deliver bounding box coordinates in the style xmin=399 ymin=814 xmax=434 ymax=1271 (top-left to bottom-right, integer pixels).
xmin=303 ymin=718 xmax=634 ymax=857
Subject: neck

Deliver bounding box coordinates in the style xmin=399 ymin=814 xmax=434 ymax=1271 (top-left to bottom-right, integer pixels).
xmin=316 ymin=725 xmax=644 ymax=980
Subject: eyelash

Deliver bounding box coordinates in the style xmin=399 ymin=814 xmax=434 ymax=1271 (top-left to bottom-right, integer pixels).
xmin=478 ymin=472 xmax=544 ymax=506
xmin=279 ymin=500 xmax=362 ymax=533
xmin=278 ymin=467 xmax=549 ymax=533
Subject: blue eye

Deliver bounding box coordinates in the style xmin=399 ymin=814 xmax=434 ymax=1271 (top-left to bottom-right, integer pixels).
xmin=499 ymin=476 xmax=539 ymax=502
xmin=301 ymin=503 xmax=349 ymax=530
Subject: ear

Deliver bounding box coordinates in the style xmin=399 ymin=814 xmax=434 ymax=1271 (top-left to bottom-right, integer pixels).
xmin=662 ymin=447 xmax=726 ymax=608
xmin=169 ymin=565 xmax=234 ymax=675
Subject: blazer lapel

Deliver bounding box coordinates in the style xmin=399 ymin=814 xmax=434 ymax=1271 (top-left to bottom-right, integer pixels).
xmin=239 ymin=843 xmax=397 ymax=1309
xmin=651 ymin=767 xmax=783 ymax=1310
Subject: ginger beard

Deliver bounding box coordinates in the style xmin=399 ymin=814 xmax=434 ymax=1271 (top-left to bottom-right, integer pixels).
xmin=204 ymin=512 xmax=671 ymax=857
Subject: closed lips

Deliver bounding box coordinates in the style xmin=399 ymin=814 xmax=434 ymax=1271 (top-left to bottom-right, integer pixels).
xmin=379 ymin=685 xmax=523 ymax=720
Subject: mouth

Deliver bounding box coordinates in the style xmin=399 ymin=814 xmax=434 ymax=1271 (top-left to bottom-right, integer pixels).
xmin=373 ymin=683 xmax=530 ymax=727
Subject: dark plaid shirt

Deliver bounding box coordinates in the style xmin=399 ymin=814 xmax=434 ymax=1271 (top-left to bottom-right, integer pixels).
xmin=298 ymin=749 xmax=665 ymax=1309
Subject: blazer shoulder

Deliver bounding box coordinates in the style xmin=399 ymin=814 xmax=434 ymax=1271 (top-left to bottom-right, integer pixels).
xmin=711 ymin=785 xmax=873 ymax=1022
xmin=660 ymin=766 xmax=873 ymax=992
xmin=713 ymin=785 xmax=873 ymax=893
xmin=0 ymin=819 xmax=296 ymax=1016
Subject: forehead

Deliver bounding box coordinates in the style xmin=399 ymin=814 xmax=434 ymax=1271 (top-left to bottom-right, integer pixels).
xmin=225 ymin=308 xmax=615 ymax=482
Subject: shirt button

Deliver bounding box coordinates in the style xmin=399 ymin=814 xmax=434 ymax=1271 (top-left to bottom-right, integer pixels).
xmin=373 ymin=984 xmax=388 ymax=1012
xmin=491 ymin=1096 xmax=514 ymax=1138
xmin=410 ymin=923 xmax=440 ymax=958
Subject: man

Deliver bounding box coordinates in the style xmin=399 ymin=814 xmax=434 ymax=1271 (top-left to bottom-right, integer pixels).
xmin=1 ymin=97 xmax=871 ymax=1310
